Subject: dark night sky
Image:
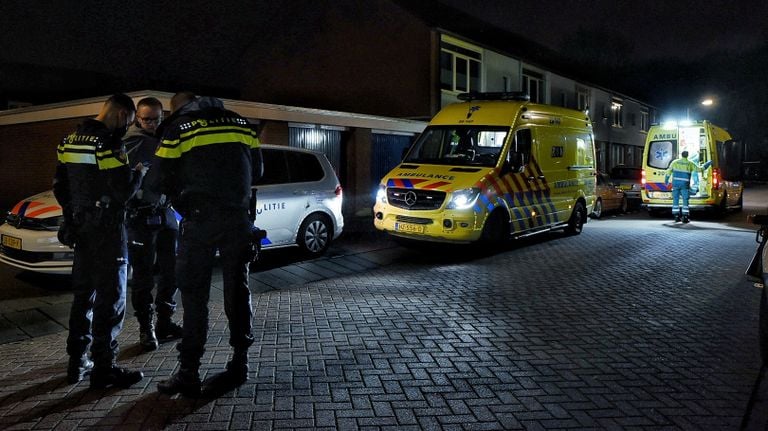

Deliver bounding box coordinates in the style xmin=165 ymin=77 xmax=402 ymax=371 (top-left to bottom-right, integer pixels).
xmin=1 ymin=0 xmax=767 ymax=116
xmin=440 ymin=0 xmax=768 ymax=62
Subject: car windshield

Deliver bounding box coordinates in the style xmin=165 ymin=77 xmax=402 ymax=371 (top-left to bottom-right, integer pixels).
xmin=403 ymin=126 xmax=509 ymax=167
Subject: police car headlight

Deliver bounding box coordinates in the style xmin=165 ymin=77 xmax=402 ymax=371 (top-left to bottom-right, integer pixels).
xmin=446 ymin=188 xmax=481 ymax=210
xmin=376 ymin=185 xmax=388 ymax=204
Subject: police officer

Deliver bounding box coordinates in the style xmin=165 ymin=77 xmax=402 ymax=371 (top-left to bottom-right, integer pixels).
xmin=664 ymin=150 xmax=712 ymax=223
xmin=124 ymin=97 xmax=182 ymax=351
xmin=150 ymin=92 xmax=263 ymax=397
xmin=53 ymin=94 xmax=145 ymax=388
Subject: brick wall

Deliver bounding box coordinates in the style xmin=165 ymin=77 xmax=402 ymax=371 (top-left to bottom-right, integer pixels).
xmin=0 ymin=118 xmax=84 ymax=210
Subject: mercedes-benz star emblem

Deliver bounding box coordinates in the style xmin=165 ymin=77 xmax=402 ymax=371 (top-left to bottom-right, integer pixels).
xmin=404 ymin=191 xmax=418 ymax=207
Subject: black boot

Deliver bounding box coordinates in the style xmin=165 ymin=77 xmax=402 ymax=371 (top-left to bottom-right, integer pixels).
xmin=155 ymin=315 xmax=183 ymax=340
xmin=90 ymin=364 xmax=144 ymax=389
xmin=224 ymin=349 xmax=249 ymax=384
xmin=138 ymin=314 xmax=158 ymax=352
xmin=67 ymin=355 xmax=93 ymax=384
xmin=682 ymin=216 xmax=690 ymax=224
xmin=157 ymin=368 xmax=201 ymax=397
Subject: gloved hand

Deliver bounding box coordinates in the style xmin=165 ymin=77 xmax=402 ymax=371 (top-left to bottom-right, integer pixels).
xmin=57 ymin=216 xmax=77 ymax=248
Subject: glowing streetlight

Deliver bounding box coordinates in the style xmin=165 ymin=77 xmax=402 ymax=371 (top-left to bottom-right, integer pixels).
xmin=686 ymin=98 xmax=715 ymax=120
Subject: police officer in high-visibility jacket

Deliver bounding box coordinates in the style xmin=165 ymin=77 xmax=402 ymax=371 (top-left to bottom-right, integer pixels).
xmin=150 ymin=92 xmax=263 ymax=397
xmin=53 ymin=94 xmax=146 ymax=388
xmin=664 ymin=150 xmax=712 ymax=223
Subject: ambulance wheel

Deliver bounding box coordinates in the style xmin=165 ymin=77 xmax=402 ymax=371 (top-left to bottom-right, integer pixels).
xmin=590 ymin=198 xmax=603 ymax=219
xmin=565 ymin=201 xmax=586 ymax=235
xmin=298 ymin=213 xmax=332 ymax=256
xmin=481 ymin=210 xmax=509 ymax=247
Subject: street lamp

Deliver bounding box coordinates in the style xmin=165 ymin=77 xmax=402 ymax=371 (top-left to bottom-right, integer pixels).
xmin=686 ymin=98 xmax=715 ymax=120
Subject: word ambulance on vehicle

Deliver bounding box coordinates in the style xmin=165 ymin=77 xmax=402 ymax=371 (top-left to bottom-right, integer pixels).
xmin=641 ymin=120 xmax=744 ymax=216
xmin=373 ymin=92 xmax=596 ymax=244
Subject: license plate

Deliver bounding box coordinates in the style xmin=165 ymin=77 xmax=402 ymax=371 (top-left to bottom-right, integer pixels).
xmin=395 ymin=222 xmax=424 ymax=234
xmin=1 ymin=234 xmax=21 ymax=250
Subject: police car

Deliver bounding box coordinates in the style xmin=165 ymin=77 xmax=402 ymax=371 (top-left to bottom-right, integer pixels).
xmin=0 ymin=190 xmax=74 ymax=274
xmin=0 ymin=145 xmax=344 ymax=275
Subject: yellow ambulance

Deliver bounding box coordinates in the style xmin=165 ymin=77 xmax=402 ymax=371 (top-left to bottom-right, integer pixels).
xmin=641 ymin=120 xmax=744 ymax=216
xmin=373 ymin=92 xmax=596 ymax=244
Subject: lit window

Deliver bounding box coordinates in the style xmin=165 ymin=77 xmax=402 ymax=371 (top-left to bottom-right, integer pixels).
xmin=611 ymin=99 xmax=624 ymax=127
xmin=576 ymin=87 xmax=589 ymax=112
xmin=523 ymin=69 xmax=545 ymax=103
xmin=640 ymin=110 xmax=649 ymax=131
xmin=440 ymin=39 xmax=482 ymax=93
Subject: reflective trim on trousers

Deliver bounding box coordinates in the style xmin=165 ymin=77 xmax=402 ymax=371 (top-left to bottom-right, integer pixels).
xmin=671 ymin=188 xmax=691 ymax=216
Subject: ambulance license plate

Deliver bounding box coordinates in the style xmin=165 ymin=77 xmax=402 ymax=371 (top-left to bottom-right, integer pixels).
xmin=1 ymin=234 xmax=21 ymax=250
xmin=395 ymin=222 xmax=424 ymax=234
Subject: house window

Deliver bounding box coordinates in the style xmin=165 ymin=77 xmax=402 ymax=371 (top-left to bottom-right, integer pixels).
xmin=440 ymin=40 xmax=482 ymax=93
xmin=611 ymin=143 xmax=626 ymax=165
xmin=576 ymin=87 xmax=589 ymax=112
xmin=640 ymin=110 xmax=649 ymax=131
xmin=522 ymin=69 xmax=544 ymax=103
xmin=611 ymin=98 xmax=624 ymax=127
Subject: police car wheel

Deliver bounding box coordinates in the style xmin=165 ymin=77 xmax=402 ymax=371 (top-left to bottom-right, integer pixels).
xmin=298 ymin=213 xmax=332 ymax=255
xmin=590 ymin=199 xmax=603 ymax=219
xmin=565 ymin=201 xmax=586 ymax=235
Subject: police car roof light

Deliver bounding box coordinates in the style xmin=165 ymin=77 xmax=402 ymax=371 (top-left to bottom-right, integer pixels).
xmin=457 ymin=92 xmax=531 ymax=102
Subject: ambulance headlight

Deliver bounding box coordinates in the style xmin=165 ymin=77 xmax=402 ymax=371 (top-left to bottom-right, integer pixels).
xmin=376 ymin=185 xmax=388 ymax=204
xmin=446 ymin=188 xmax=481 ymax=210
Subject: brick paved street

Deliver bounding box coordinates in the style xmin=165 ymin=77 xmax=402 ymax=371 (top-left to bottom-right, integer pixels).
xmin=0 ymin=190 xmax=767 ymax=430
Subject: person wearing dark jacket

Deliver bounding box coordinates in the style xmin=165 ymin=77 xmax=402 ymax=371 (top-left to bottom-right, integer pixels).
xmin=150 ymin=92 xmax=263 ymax=397
xmin=123 ymin=97 xmax=182 ymax=352
xmin=53 ymin=93 xmax=146 ymax=388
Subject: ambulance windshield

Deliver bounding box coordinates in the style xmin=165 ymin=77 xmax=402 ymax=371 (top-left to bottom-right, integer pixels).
xmin=404 ymin=126 xmax=508 ymax=167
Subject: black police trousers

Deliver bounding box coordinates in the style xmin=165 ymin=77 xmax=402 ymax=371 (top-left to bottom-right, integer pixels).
xmin=127 ymin=213 xmax=178 ymax=319
xmin=175 ymin=207 xmax=254 ymax=370
xmin=66 ymin=210 xmax=128 ymax=368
